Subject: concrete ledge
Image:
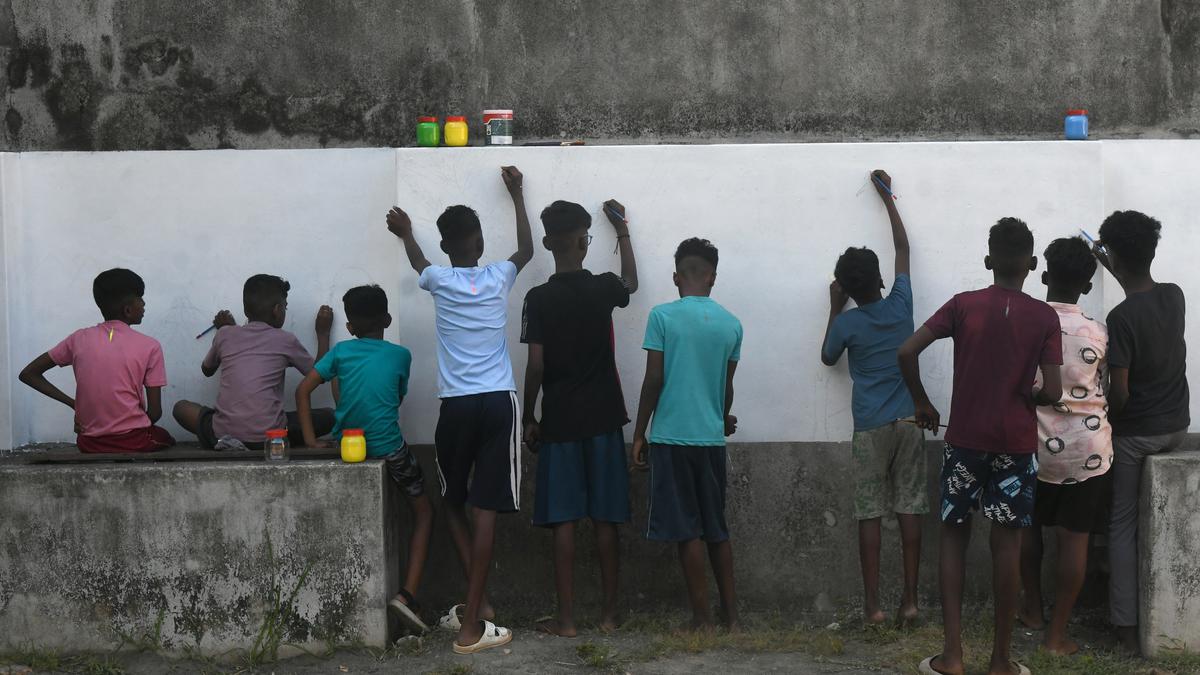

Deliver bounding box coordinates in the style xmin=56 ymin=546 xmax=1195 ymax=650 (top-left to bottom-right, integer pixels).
xmin=0 ymin=461 xmax=396 ymax=656
xmin=1140 ymin=449 xmax=1200 ymax=657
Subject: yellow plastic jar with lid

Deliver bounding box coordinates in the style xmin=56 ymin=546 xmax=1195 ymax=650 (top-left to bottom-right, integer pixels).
xmin=340 ymin=429 xmax=367 ymax=463
xmin=444 ymin=116 xmax=469 ymax=146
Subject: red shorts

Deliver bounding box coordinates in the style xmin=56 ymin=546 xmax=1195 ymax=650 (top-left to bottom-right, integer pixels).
xmin=77 ymin=426 xmax=175 ymax=454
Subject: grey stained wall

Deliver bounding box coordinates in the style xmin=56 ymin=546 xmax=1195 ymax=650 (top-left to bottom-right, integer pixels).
xmin=3 ymin=0 xmax=1200 ymax=151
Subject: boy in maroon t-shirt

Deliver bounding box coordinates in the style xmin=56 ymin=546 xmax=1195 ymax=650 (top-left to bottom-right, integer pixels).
xmin=898 ymin=218 xmax=1063 ymax=675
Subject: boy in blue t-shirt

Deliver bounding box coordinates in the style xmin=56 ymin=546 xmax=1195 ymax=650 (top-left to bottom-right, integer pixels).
xmin=631 ymin=237 xmax=743 ymax=631
xmin=387 ymin=166 xmax=533 ymax=654
xmin=820 ymin=170 xmax=925 ymax=626
xmin=295 ymin=285 xmax=432 ymax=635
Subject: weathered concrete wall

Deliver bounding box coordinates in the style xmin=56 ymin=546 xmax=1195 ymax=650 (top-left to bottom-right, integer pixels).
xmin=3 ymin=1 xmax=1200 ymax=150
xmin=1139 ymin=450 xmax=1200 ymax=657
xmin=0 ymin=461 xmax=397 ymax=656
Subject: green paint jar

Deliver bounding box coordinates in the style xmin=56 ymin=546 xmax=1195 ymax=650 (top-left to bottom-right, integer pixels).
xmin=417 ymin=116 xmax=440 ymax=147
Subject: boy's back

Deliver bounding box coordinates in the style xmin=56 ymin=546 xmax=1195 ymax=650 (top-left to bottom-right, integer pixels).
xmin=926 ymin=285 xmax=1061 ymax=453
xmin=314 ymin=338 xmax=411 ymax=457
xmin=522 ymin=270 xmax=630 ymax=441
xmin=49 ymin=320 xmax=166 ymax=436
xmin=203 ymin=323 xmax=313 ymax=440
xmin=420 ymin=261 xmax=517 ymax=397
xmin=824 ymin=274 xmax=915 ymax=430
xmin=645 ymin=296 xmax=742 ymax=445
xmin=1106 ymin=282 xmax=1189 ymax=436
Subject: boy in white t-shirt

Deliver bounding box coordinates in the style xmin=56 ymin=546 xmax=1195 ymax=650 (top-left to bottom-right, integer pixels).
xmin=386 ymin=166 xmax=533 ymax=655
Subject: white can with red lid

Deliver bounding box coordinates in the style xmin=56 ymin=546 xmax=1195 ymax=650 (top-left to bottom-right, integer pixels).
xmin=483 ymin=109 xmax=513 ymax=146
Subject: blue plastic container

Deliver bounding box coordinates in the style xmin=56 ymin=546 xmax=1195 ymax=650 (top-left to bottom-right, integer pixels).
xmin=1065 ymin=109 xmax=1089 ymax=140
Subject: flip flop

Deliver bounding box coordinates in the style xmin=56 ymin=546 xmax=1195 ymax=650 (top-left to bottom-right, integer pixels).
xmin=387 ymin=590 xmax=429 ymax=634
xmin=918 ymin=656 xmax=953 ymax=675
xmin=452 ymin=620 xmax=513 ymax=655
xmin=438 ymin=604 xmax=464 ymax=631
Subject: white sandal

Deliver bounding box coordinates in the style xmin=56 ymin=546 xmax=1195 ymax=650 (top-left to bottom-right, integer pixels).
xmin=452 ymin=620 xmax=513 ymax=654
xmin=438 ymin=603 xmax=464 ymax=631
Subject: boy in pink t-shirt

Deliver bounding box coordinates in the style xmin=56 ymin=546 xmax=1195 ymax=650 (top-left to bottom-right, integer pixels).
xmin=1018 ymin=237 xmax=1112 ymax=656
xmin=19 ymin=268 xmax=175 ymax=453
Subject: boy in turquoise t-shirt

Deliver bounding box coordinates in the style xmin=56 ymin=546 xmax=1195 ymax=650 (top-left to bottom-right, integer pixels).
xmin=295 ymin=285 xmax=432 ymax=635
xmin=631 ymin=238 xmax=743 ymax=631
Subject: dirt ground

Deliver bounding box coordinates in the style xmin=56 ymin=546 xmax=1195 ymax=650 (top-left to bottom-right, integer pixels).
xmin=5 ymin=607 xmax=1200 ymax=675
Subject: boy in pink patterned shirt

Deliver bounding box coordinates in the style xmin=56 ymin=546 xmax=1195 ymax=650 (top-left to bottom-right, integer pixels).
xmin=1019 ymin=237 xmax=1112 ymax=655
xmin=19 ymin=268 xmax=175 ymax=453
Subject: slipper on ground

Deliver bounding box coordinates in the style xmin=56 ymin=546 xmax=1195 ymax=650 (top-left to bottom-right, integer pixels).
xmin=438 ymin=604 xmax=464 ymax=632
xmin=452 ymin=620 xmax=513 ymax=655
xmin=387 ymin=595 xmax=429 ymax=634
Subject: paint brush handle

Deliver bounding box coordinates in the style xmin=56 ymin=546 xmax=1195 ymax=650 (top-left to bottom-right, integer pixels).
xmin=195 ymin=324 xmax=218 ymax=340
xmin=872 ymin=173 xmax=897 ymax=200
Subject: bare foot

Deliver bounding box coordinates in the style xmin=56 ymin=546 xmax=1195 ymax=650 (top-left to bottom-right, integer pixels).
xmin=535 ymin=617 xmax=577 ymax=638
xmin=864 ymin=608 xmax=887 ymax=625
xmin=926 ymin=654 xmax=965 ymax=675
xmin=685 ymin=617 xmax=715 ymax=633
xmin=1042 ymin=635 xmax=1080 ymax=656
xmin=897 ymin=603 xmax=920 ymax=627
xmin=480 ymin=602 xmax=496 ymax=623
xmin=598 ymin=612 xmax=619 ymax=633
xmin=1016 ymin=604 xmax=1045 ymax=630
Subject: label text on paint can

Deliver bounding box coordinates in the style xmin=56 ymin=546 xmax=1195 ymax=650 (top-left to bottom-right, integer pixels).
xmin=483 ymin=109 xmax=513 ymax=146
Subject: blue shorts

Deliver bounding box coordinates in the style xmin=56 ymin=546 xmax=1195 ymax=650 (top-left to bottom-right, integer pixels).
xmin=940 ymin=444 xmax=1037 ymax=528
xmin=533 ymin=430 xmax=630 ymax=526
xmin=646 ymin=444 xmax=729 ymax=543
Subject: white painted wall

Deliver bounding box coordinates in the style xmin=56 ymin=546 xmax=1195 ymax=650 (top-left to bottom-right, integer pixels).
xmin=0 ymin=142 xmax=1191 ymax=448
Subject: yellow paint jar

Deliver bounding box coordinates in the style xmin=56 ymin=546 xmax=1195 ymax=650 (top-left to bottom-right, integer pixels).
xmin=340 ymin=429 xmax=367 ymax=463
xmin=444 ymin=116 xmax=468 ymax=146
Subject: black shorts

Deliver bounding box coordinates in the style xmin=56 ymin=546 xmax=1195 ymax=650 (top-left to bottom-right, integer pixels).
xmin=646 ymin=444 xmax=729 ymax=543
xmin=1034 ymin=473 xmax=1112 ymax=534
xmin=383 ymin=444 xmax=426 ymax=498
xmin=196 ymin=407 xmax=333 ymax=450
xmin=434 ymin=391 xmax=521 ymax=513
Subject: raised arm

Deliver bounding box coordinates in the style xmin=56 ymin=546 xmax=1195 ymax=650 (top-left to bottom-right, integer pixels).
xmin=631 ymin=349 xmax=665 ymax=470
xmin=314 ymin=305 xmax=333 ymax=361
xmin=522 ymin=343 xmax=545 ymax=452
xmin=871 ymin=170 xmax=909 ymax=277
xmin=201 ymin=310 xmax=237 ymax=377
xmin=603 ymin=199 xmax=638 ymax=293
xmin=19 ymin=352 xmax=75 ymax=410
xmin=821 ymin=281 xmax=849 ymax=366
xmin=386 ymin=207 xmax=431 ymax=274
xmin=502 ymin=166 xmax=534 ymax=271
xmin=897 ymin=326 xmax=941 ymax=431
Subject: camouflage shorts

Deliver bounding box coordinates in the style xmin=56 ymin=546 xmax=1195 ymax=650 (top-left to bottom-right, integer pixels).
xmin=850 ymin=421 xmax=929 ymax=520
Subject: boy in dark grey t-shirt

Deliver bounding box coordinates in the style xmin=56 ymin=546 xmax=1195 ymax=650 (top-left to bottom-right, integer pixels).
xmin=1093 ymin=210 xmax=1189 ymax=654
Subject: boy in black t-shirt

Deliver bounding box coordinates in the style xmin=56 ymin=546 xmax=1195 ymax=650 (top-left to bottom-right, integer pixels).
xmin=1093 ymin=210 xmax=1189 ymax=654
xmin=521 ymin=199 xmax=638 ymax=636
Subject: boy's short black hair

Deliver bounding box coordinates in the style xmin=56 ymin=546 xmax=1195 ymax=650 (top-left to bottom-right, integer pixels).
xmin=1044 ymin=237 xmax=1097 ymax=287
xmin=243 ymin=274 xmax=290 ymax=318
xmin=1098 ymin=210 xmax=1161 ymax=274
xmin=540 ymin=200 xmax=591 ymax=236
xmin=674 ymin=237 xmax=719 ymax=270
xmin=988 ymin=217 xmax=1035 ymax=260
xmin=343 ymin=284 xmax=388 ymax=332
xmin=436 ymin=205 xmax=482 ymax=242
xmin=92 ymin=268 xmax=145 ymax=319
xmin=834 ymin=247 xmax=881 ymax=299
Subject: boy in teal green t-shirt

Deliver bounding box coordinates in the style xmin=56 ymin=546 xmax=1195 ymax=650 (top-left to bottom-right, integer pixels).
xmin=631 ymin=238 xmax=743 ymax=631
xmin=296 ymin=285 xmax=432 ymax=635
